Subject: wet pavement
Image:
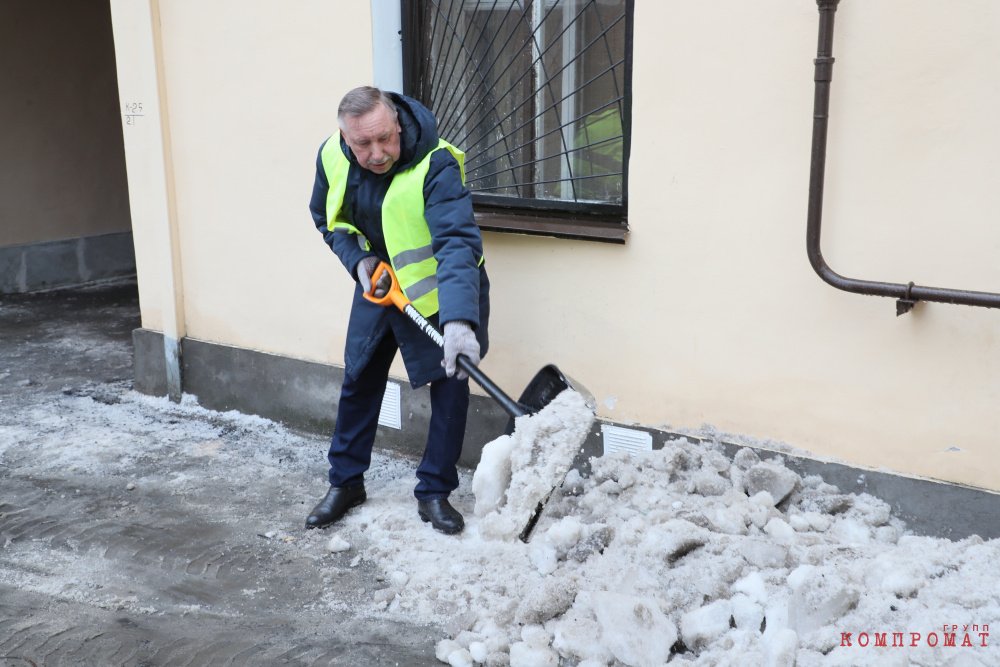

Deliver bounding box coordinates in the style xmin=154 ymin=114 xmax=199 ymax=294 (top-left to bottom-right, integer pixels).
xmin=0 ymin=282 xmax=442 ymax=666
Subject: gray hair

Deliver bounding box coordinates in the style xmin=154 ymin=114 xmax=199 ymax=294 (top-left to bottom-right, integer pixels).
xmin=337 ymin=86 xmax=397 ymax=129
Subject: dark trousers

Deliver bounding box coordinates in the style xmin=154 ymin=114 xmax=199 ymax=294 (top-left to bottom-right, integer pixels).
xmin=327 ymin=330 xmax=470 ymax=499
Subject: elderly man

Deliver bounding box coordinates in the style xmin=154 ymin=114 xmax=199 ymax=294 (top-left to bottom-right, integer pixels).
xmin=306 ymin=86 xmax=489 ymax=535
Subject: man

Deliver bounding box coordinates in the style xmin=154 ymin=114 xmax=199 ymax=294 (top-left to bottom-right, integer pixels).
xmin=306 ymin=86 xmax=489 ymax=535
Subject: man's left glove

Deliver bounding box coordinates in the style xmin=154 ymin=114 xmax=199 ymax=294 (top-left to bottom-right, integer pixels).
xmin=442 ymin=320 xmax=480 ymax=381
xmin=356 ymin=256 xmax=391 ymax=298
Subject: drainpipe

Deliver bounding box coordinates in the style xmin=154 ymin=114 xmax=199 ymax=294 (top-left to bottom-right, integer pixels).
xmin=807 ymin=0 xmax=1000 ymax=315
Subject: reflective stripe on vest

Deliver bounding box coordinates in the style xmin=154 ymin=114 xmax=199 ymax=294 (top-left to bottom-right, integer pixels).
xmin=320 ymin=136 xmax=482 ymax=317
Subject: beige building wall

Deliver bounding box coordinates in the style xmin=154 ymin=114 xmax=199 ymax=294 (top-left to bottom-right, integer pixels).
xmin=135 ymin=0 xmax=367 ymax=353
xmin=0 ymin=0 xmax=130 ymax=248
xmin=113 ymin=1 xmax=1000 ymax=492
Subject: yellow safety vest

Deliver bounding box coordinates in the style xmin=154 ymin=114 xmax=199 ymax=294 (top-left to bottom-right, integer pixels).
xmin=321 ymin=137 xmax=481 ymax=317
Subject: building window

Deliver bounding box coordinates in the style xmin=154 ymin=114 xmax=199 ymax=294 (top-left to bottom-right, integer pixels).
xmin=402 ymin=0 xmax=632 ymax=242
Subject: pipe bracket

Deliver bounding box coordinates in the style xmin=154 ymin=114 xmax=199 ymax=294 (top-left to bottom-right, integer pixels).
xmin=896 ymin=281 xmax=918 ymax=316
xmin=814 ymin=56 xmax=836 ymax=82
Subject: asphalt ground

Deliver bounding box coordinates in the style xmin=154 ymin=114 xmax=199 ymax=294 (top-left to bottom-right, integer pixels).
xmin=0 ymin=282 xmax=442 ymax=667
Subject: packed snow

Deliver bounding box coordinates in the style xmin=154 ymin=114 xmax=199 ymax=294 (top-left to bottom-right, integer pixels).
xmin=472 ymin=389 xmax=594 ymax=541
xmin=324 ymin=391 xmax=999 ymax=667
xmin=2 ymin=383 xmax=997 ymax=666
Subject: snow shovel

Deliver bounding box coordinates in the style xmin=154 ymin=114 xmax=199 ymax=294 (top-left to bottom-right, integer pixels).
xmin=363 ymin=262 xmax=586 ymax=541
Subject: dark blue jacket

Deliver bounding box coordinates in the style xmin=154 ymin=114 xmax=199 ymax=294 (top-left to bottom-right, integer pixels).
xmin=309 ymin=93 xmax=490 ymax=388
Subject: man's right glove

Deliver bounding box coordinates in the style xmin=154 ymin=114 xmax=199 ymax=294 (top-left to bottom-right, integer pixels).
xmin=356 ymin=256 xmax=390 ymax=298
xmin=442 ymin=320 xmax=480 ymax=381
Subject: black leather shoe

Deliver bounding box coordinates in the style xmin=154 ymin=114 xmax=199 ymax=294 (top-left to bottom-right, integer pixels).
xmin=305 ymin=485 xmax=366 ymax=529
xmin=417 ymin=498 xmax=464 ymax=535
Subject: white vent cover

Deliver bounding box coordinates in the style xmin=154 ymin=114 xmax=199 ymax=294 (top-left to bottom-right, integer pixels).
xmin=378 ymin=381 xmax=402 ymax=429
xmin=602 ymin=424 xmax=653 ymax=456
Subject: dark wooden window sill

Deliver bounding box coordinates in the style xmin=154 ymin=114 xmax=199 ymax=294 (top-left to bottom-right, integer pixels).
xmin=474 ymin=209 xmax=628 ymax=244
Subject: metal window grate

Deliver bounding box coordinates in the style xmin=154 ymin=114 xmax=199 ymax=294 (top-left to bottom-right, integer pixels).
xmin=404 ymin=0 xmax=631 ymax=212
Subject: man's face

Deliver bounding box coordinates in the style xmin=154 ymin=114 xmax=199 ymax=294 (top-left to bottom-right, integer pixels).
xmin=340 ymin=103 xmax=401 ymax=175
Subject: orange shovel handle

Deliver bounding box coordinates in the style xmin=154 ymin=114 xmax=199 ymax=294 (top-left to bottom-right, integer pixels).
xmin=362 ymin=261 xmax=409 ymax=311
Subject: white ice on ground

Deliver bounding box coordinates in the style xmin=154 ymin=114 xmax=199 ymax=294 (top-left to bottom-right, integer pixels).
xmin=5 ymin=386 xmax=997 ymax=666
xmin=325 ymin=535 xmax=352 ymax=553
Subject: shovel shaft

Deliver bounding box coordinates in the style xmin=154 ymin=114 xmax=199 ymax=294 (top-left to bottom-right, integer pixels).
xmin=401 ymin=303 xmax=527 ymax=419
xmin=400 ymin=301 xmax=443 ymax=346
xmin=365 ymin=261 xmax=529 ymax=419
xmin=458 ymin=356 xmax=528 ymax=418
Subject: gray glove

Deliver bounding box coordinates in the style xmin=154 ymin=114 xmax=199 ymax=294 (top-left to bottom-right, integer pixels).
xmin=356 ymin=256 xmax=390 ymax=298
xmin=442 ymin=320 xmax=480 ymax=380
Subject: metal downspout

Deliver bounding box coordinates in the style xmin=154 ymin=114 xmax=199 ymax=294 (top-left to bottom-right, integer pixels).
xmin=807 ymin=0 xmax=1000 ymax=315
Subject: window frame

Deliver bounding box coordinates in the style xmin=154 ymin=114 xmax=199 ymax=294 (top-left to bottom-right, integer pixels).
xmin=401 ymin=0 xmax=633 ymax=244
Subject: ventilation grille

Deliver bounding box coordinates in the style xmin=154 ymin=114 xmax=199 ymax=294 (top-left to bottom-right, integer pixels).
xmin=601 ymin=424 xmax=652 ymax=456
xmin=378 ymin=382 xmax=402 ymax=429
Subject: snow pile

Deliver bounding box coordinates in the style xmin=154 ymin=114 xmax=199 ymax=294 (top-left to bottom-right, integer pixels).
xmin=10 ymin=378 xmax=995 ymax=665
xmin=327 ymin=420 xmax=1000 ymax=666
xmin=472 ymin=389 xmax=595 ymax=540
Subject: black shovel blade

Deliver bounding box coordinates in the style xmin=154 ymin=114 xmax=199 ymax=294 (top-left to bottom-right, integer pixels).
xmin=504 ymin=364 xmax=572 ymax=435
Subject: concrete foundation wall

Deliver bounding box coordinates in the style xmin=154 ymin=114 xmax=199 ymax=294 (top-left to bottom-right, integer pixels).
xmin=132 ymin=328 xmax=510 ymax=470
xmin=0 ymin=232 xmax=136 ymax=294
xmin=0 ymin=0 xmax=131 ymax=248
